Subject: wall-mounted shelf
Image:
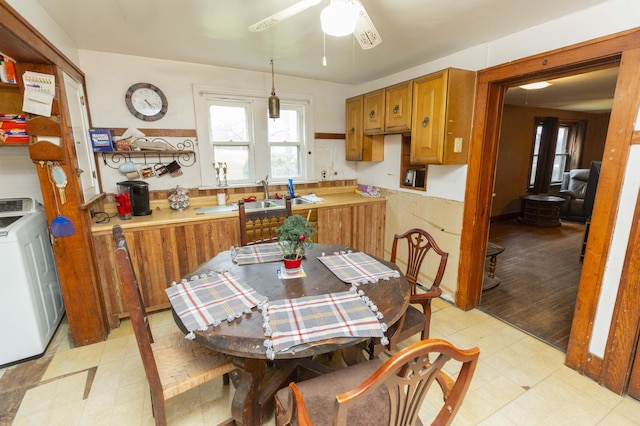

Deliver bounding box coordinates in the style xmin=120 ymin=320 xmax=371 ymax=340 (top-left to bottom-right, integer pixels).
xmin=400 ymin=134 xmax=427 ymax=191
xmin=100 ymin=139 xmax=197 ymax=169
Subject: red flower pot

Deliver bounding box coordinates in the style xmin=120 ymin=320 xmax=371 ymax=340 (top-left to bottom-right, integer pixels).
xmin=283 ymin=256 xmax=302 ymax=269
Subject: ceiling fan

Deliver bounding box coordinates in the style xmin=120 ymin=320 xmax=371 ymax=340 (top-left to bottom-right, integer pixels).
xmin=249 ymin=0 xmax=382 ymax=50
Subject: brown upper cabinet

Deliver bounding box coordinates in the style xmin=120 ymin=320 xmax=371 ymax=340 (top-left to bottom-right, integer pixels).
xmin=345 ymin=95 xmax=384 ymax=161
xmin=410 ymin=68 xmax=476 ymax=165
xmin=384 ymin=80 xmax=413 ymax=133
xmin=363 ymin=89 xmax=385 ymax=134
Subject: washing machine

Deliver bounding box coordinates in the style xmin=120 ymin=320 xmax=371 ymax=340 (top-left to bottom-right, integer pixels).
xmin=0 ymin=197 xmax=65 ymax=366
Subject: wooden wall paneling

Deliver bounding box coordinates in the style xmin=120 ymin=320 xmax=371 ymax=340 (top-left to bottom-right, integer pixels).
xmin=351 ymin=202 xmax=386 ymax=258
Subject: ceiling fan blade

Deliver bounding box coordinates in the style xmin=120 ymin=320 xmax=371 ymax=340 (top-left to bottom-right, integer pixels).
xmin=353 ymin=3 xmax=381 ymax=50
xmin=249 ymin=0 xmax=322 ymax=32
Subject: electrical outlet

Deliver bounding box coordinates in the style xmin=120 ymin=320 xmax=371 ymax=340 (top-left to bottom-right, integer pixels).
xmin=321 ymin=170 xmax=327 ymax=179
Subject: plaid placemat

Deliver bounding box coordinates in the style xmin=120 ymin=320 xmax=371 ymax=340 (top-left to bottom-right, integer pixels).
xmin=166 ymin=272 xmax=267 ymax=336
xmin=231 ymin=243 xmax=283 ymax=264
xmin=318 ymin=251 xmax=400 ymax=285
xmin=262 ymin=290 xmax=387 ymax=360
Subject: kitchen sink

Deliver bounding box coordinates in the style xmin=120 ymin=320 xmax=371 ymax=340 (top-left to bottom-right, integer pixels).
xmin=238 ymin=198 xmax=312 ymax=211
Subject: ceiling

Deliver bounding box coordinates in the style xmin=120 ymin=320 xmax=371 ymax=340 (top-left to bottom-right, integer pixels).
xmin=503 ymin=66 xmax=619 ymax=113
xmin=33 ymin=0 xmax=609 ymax=86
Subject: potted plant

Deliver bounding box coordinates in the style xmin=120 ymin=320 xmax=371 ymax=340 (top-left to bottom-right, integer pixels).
xmin=276 ymin=213 xmax=317 ymax=268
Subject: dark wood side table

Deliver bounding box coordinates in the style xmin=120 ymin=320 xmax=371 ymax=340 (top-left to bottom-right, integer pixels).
xmin=519 ymin=195 xmax=565 ymax=228
xmin=483 ymin=242 xmax=504 ymax=290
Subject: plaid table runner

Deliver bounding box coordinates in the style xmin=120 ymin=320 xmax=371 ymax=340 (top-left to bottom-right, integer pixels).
xmin=262 ymin=290 xmax=388 ymax=360
xmin=318 ymin=251 xmax=400 ymax=285
xmin=166 ymin=272 xmax=267 ymax=337
xmin=231 ymin=243 xmax=283 ymax=265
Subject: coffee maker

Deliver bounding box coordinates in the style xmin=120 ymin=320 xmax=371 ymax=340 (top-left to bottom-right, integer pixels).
xmin=117 ymin=181 xmax=152 ymax=216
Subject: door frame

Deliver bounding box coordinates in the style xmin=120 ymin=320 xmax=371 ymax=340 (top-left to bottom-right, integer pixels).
xmin=456 ymin=27 xmax=640 ymax=392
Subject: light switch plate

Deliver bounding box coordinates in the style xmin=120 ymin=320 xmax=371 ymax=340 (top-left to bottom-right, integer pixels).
xmin=454 ymin=137 xmax=463 ymax=153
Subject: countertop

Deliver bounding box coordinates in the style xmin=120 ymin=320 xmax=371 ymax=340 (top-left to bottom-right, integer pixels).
xmin=91 ymin=186 xmax=386 ymax=234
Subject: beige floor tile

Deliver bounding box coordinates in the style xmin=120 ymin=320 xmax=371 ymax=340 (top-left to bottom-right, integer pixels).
xmin=476 ymin=411 xmax=517 ymax=425
xmin=598 ymin=409 xmax=640 ymax=425
xmin=431 ymin=307 xmax=489 ymax=337
xmin=609 ymin=397 xmax=640 ymax=424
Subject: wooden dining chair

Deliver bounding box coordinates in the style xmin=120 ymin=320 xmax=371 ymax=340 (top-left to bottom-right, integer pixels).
xmin=371 ymin=228 xmax=448 ymax=358
xmin=239 ymin=196 xmax=292 ymax=246
xmin=275 ymin=339 xmax=480 ymax=426
xmin=112 ymin=225 xmax=236 ymax=426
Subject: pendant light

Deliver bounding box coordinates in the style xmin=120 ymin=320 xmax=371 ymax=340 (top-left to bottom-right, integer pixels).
xmin=268 ymin=59 xmax=280 ymax=119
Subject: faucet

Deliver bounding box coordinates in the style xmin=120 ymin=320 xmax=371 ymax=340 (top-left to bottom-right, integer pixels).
xmin=261 ymin=175 xmax=269 ymax=200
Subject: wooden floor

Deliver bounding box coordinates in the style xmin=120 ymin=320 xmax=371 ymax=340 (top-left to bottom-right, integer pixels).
xmin=479 ymin=219 xmax=586 ymax=352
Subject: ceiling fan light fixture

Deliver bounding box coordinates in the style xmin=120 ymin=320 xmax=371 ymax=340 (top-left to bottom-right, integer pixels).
xmin=320 ymin=0 xmax=360 ymax=37
xmin=269 ymin=59 xmax=280 ymax=119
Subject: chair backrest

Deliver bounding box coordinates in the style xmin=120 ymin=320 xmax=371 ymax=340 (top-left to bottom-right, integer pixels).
xmin=239 ymin=196 xmax=292 ymax=246
xmin=391 ymin=228 xmax=448 ymax=294
xmin=289 ymin=339 xmax=480 ymax=426
xmin=561 ymin=168 xmax=590 ymax=198
xmin=113 ymin=225 xmax=164 ymax=402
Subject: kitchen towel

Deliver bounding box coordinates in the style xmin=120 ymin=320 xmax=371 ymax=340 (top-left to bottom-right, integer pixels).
xmin=231 ymin=242 xmax=283 ymax=265
xmin=318 ymin=251 xmax=400 ymax=285
xmin=166 ymin=271 xmax=267 ymax=337
xmin=262 ymin=290 xmax=387 ymax=360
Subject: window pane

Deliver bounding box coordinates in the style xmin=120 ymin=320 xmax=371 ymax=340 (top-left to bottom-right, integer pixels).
xmin=556 ymin=126 xmax=569 ymax=154
xmin=530 ymin=155 xmax=538 ymax=186
xmin=551 ymin=154 xmax=567 ymax=182
xmin=533 ymin=125 xmax=543 ymax=155
xmin=270 ymin=146 xmax=301 ymax=178
xmin=210 ymin=105 xmax=248 ymax=141
xmin=268 ymin=109 xmax=300 ymax=142
xmin=213 ymin=146 xmax=250 ymax=180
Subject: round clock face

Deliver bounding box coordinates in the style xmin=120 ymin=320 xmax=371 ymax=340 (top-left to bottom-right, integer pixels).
xmin=125 ymin=83 xmax=168 ymax=121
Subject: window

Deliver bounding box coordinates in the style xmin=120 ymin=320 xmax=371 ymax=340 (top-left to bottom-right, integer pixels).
xmin=194 ymin=87 xmax=312 ymax=188
xmin=528 ymin=117 xmax=584 ymax=193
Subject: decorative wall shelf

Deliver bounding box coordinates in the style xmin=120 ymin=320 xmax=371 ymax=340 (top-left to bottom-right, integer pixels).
xmin=100 ymin=139 xmax=197 ymax=169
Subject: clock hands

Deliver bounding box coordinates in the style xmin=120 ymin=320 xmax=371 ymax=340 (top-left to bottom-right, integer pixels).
xmin=145 ymin=99 xmax=154 ymax=108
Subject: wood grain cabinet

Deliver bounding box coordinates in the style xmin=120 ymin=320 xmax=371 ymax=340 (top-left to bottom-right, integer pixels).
xmin=363 ymin=88 xmax=385 ymax=134
xmin=345 ymin=95 xmax=384 ymax=161
xmin=410 ymin=68 xmax=476 ymax=165
xmin=317 ymin=201 xmax=386 ymax=258
xmin=384 ymin=80 xmax=413 ymax=133
xmin=92 ymin=218 xmax=239 ymax=328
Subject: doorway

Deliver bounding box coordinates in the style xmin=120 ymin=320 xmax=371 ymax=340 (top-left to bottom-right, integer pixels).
xmin=478 ymin=67 xmax=616 ymax=351
xmin=457 ymin=28 xmax=640 ymax=394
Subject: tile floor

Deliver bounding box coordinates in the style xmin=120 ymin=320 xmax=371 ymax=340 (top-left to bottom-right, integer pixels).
xmin=3 ymin=297 xmax=640 ymax=425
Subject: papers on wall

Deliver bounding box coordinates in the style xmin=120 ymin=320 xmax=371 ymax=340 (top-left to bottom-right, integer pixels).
xmin=22 ymin=71 xmax=55 ymax=117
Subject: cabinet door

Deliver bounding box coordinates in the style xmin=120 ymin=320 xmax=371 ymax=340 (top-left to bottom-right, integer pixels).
xmin=63 ymin=73 xmax=100 ymax=203
xmin=345 ymin=96 xmax=364 ymax=161
xmin=352 ymin=203 xmax=386 ymax=258
xmin=317 ymin=206 xmax=353 ymax=247
xmin=410 ymin=72 xmax=446 ymax=164
xmin=385 ymin=81 xmax=412 ymax=133
xmin=363 ymin=89 xmax=385 ymax=134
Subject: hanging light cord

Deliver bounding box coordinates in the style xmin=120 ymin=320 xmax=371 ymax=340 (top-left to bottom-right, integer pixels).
xmin=271 ymin=59 xmax=276 ymax=95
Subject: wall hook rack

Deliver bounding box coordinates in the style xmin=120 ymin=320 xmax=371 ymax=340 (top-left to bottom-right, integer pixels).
xmin=100 ymin=138 xmax=197 ymax=169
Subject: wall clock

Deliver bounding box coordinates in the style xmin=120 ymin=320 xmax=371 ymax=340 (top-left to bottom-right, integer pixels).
xmin=125 ymin=82 xmax=168 ymax=121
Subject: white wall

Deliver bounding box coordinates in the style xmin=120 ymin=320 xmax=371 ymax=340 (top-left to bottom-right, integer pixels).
xmin=0 ymin=148 xmax=42 ymax=202
xmin=78 ymin=50 xmax=358 ymax=193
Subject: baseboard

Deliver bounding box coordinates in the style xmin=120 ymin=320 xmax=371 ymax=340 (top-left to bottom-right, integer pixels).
xmin=490 ymin=212 xmax=519 ymax=223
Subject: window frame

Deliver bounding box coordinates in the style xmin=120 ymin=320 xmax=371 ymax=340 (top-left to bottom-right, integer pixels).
xmin=193 ymin=86 xmax=314 ymax=189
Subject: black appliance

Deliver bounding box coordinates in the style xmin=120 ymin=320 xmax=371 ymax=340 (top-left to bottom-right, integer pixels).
xmin=117 ymin=180 xmax=152 ymax=216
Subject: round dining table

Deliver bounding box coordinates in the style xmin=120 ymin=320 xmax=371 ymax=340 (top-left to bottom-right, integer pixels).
xmin=173 ymin=244 xmax=410 ymax=426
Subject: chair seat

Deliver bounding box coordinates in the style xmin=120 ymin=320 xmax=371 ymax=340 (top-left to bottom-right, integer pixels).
xmin=152 ymin=332 xmax=235 ymax=399
xmin=372 ymin=305 xmax=426 ymax=357
xmin=275 ymin=357 xmax=424 ymax=426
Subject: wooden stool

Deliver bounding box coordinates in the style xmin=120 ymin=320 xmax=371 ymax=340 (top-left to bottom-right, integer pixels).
xmin=483 ymin=242 xmax=505 ymax=290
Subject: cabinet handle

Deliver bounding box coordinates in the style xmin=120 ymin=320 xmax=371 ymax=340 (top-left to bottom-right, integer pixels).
xmin=393 ymin=105 xmax=399 ymax=114
xmin=349 ymin=127 xmax=355 ymax=135
xmin=422 ymin=116 xmax=430 ymax=127
xmin=369 ymin=110 xmax=375 ymax=119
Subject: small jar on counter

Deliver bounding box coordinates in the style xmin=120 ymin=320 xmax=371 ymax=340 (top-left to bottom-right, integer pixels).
xmin=168 ymin=186 xmax=190 ymax=211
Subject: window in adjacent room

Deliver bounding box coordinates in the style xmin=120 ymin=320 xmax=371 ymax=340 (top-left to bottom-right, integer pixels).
xmin=528 ymin=117 xmax=586 ymax=193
